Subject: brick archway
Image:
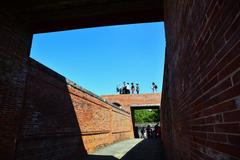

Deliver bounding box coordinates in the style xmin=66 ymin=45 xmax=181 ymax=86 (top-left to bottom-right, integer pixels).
xmin=130 ymin=104 xmax=160 ymax=138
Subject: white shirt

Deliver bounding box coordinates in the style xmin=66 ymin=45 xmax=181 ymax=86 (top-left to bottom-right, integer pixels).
xmin=126 ymin=84 xmax=130 ymax=90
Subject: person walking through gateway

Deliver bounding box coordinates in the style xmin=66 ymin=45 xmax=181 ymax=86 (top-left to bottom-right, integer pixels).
xmin=136 ymin=83 xmax=140 ymax=94
xmin=131 ymin=83 xmax=135 ymax=94
xmin=146 ymin=125 xmax=152 ymax=139
xmin=141 ymin=127 xmax=145 ymax=138
xmin=154 ymin=123 xmax=160 ymax=138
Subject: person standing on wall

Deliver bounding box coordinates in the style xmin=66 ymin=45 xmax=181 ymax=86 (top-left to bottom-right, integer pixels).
xmin=154 ymin=84 xmax=158 ymax=92
xmin=152 ymin=82 xmax=155 ymax=93
xmin=119 ymin=84 xmax=122 ymax=94
xmin=117 ymin=83 xmax=123 ymax=94
xmin=131 ymin=83 xmax=135 ymax=94
xmin=152 ymin=82 xmax=158 ymax=93
xmin=123 ymin=82 xmax=126 ymax=94
xmin=126 ymin=83 xmax=130 ymax=94
xmin=136 ymin=83 xmax=140 ymax=94
xmin=116 ymin=84 xmax=121 ymax=94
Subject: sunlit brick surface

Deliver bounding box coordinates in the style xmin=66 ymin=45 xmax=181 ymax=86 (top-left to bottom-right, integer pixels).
xmin=102 ymin=94 xmax=161 ymax=112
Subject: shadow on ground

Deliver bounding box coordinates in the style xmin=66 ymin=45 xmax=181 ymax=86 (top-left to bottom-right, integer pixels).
xmin=87 ymin=155 xmax=118 ymax=160
xmin=87 ymin=139 xmax=165 ymax=160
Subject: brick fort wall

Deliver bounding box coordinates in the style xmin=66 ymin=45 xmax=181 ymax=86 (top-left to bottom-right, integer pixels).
xmin=102 ymin=93 xmax=161 ymax=112
xmin=14 ymin=58 xmax=134 ymax=160
xmin=0 ymin=12 xmax=33 ymax=160
xmin=162 ymin=0 xmax=240 ymax=159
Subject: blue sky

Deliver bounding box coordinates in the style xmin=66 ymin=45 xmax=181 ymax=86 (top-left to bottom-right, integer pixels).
xmin=30 ymin=22 xmax=165 ymax=95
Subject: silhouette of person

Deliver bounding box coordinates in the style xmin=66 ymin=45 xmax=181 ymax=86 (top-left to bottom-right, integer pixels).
xmin=116 ymin=85 xmax=120 ymax=94
xmin=155 ymin=84 xmax=158 ymax=92
xmin=131 ymin=83 xmax=135 ymax=94
xmin=141 ymin=127 xmax=145 ymax=138
xmin=123 ymin=82 xmax=126 ymax=94
xmin=152 ymin=82 xmax=158 ymax=93
xmin=126 ymin=83 xmax=130 ymax=94
xmin=154 ymin=123 xmax=160 ymax=138
xmin=136 ymin=83 xmax=140 ymax=94
xmin=146 ymin=125 xmax=152 ymax=139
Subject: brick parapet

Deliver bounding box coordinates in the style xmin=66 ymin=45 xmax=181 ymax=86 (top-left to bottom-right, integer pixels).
xmin=30 ymin=58 xmax=129 ymax=114
xmin=102 ymin=93 xmax=161 ymax=112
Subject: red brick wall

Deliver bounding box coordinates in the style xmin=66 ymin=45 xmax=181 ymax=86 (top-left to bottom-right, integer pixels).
xmin=0 ymin=12 xmax=32 ymax=160
xmin=14 ymin=59 xmax=134 ymax=160
xmin=102 ymin=93 xmax=161 ymax=112
xmin=112 ymin=107 xmax=133 ymax=142
xmin=162 ymin=0 xmax=240 ymax=160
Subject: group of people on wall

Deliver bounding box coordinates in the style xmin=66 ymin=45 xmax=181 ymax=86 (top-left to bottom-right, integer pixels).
xmin=116 ymin=82 xmax=158 ymax=94
xmin=116 ymin=82 xmax=140 ymax=94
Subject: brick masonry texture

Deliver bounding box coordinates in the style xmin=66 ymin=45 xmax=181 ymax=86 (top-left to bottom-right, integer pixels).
xmin=1 ymin=1 xmax=240 ymax=160
xmin=0 ymin=12 xmax=33 ymax=160
xmin=102 ymin=93 xmax=161 ymax=112
xmin=162 ymin=0 xmax=240 ymax=160
xmin=13 ymin=59 xmax=134 ymax=160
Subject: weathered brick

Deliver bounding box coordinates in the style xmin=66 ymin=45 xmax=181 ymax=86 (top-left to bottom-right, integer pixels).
xmin=215 ymin=123 xmax=240 ymax=134
xmin=202 ymin=100 xmax=236 ymax=117
xmin=0 ymin=13 xmax=32 ymax=160
xmin=228 ymin=135 xmax=240 ymax=146
xmin=192 ymin=125 xmax=214 ymax=132
xmin=232 ymin=70 xmax=240 ymax=85
xmin=207 ymin=133 xmax=227 ymax=143
xmin=223 ymin=110 xmax=240 ymax=122
xmin=102 ymin=94 xmax=161 ymax=112
xmin=162 ymin=0 xmax=240 ymax=159
xmin=14 ymin=59 xmax=134 ymax=159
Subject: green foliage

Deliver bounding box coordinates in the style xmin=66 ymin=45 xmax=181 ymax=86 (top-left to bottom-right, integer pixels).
xmin=134 ymin=109 xmax=160 ymax=123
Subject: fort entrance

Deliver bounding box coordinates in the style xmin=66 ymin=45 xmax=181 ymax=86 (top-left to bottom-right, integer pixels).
xmin=102 ymin=94 xmax=161 ymax=139
xmin=130 ymin=104 xmax=160 ymax=138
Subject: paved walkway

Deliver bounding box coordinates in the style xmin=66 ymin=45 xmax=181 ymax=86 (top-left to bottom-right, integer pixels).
xmin=87 ymin=139 xmax=165 ymax=160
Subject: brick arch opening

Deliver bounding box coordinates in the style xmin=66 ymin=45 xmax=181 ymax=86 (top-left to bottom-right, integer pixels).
xmin=130 ymin=105 xmax=160 ymax=138
xmin=112 ymin=102 xmax=122 ymax=107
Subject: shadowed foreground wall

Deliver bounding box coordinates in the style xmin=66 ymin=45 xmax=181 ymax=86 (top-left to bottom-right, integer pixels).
xmin=0 ymin=13 xmax=33 ymax=160
xmin=15 ymin=58 xmax=133 ymax=160
xmin=162 ymin=0 xmax=240 ymax=160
